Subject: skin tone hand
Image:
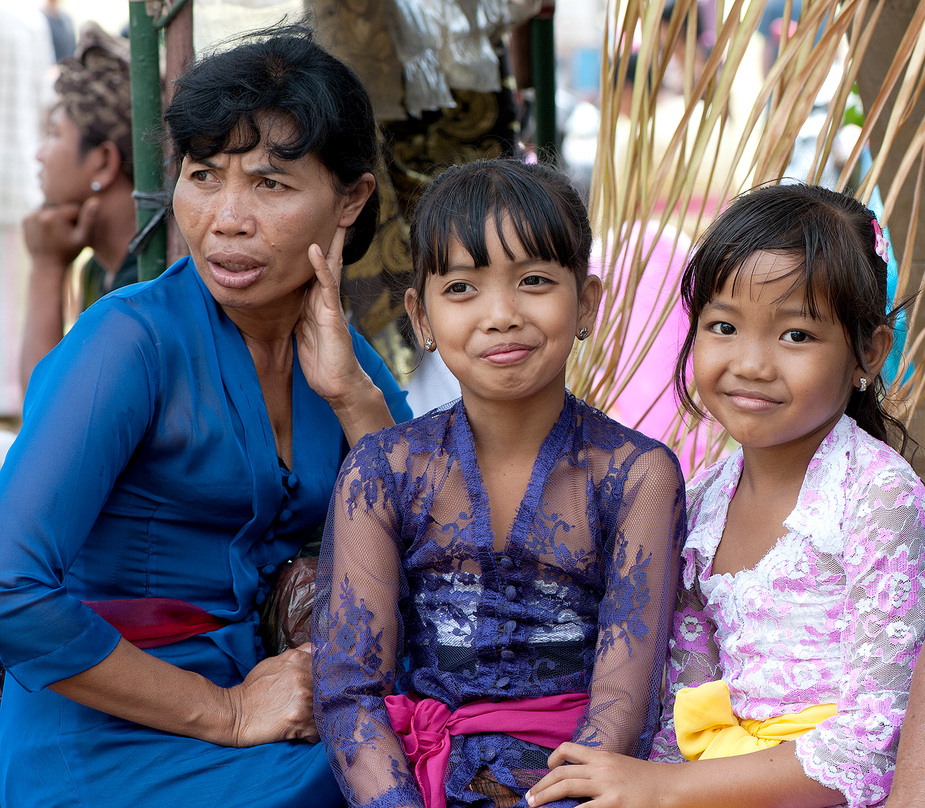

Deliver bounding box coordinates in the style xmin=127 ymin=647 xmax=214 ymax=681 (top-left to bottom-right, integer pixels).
xmin=526 ymin=742 xmax=843 ymax=808
xmin=295 ymin=226 xmax=395 ymax=446
xmin=50 ymin=637 xmax=319 ymax=748
xmin=224 ymin=642 xmax=319 ymax=746
xmin=22 ymin=197 xmax=99 ymax=269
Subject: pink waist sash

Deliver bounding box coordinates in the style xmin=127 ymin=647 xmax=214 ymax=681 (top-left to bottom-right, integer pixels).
xmin=83 ymin=598 xmax=230 ymax=649
xmin=385 ymin=691 xmax=589 ymax=808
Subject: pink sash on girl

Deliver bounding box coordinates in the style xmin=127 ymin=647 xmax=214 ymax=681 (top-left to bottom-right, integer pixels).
xmin=83 ymin=598 xmax=230 ymax=648
xmin=384 ymin=691 xmax=589 ymax=808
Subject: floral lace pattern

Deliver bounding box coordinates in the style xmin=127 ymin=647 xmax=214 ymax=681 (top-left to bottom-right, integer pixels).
xmin=313 ymin=395 xmax=685 ymax=808
xmin=649 ymin=416 xmax=925 ymax=808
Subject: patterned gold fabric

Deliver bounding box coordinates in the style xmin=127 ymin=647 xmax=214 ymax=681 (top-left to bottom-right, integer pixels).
xmin=308 ymin=1 xmax=523 ymax=380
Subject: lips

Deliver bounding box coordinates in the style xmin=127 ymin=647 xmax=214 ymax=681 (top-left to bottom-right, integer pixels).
xmin=205 ymin=252 xmax=266 ymax=290
xmin=725 ymin=388 xmax=781 ymax=411
xmin=481 ymin=342 xmax=534 ymax=365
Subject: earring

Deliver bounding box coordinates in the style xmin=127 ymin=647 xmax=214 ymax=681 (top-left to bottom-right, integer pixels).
xmin=423 ymin=337 xmax=435 ymax=353
xmin=858 ymin=377 xmax=868 ymax=392
xmin=90 ymin=181 xmax=102 ymax=192
xmin=577 ymin=327 xmax=590 ymax=341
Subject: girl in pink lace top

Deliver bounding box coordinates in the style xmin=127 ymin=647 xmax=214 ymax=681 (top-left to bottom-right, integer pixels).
xmin=526 ymin=184 xmax=925 ymax=808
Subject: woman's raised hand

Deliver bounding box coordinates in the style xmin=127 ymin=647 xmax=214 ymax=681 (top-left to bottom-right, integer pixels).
xmin=296 ymin=226 xmax=368 ymax=403
xmin=295 ymin=226 xmax=396 ymax=447
xmin=224 ymin=643 xmax=319 ymax=747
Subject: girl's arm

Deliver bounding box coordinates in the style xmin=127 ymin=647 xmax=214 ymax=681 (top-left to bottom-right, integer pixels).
xmin=528 ymin=580 xmax=842 ymax=808
xmin=885 ymin=652 xmax=925 ymax=807
xmin=0 ymin=302 xmax=317 ymax=746
xmin=527 ymin=741 xmax=843 ymax=808
xmin=312 ymin=436 xmax=424 ymax=808
xmin=789 ymin=464 xmax=925 ymax=805
xmin=574 ymin=443 xmax=686 ymax=755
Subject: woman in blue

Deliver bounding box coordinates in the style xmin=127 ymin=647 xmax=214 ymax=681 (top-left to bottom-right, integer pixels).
xmin=0 ymin=24 xmax=411 ymax=808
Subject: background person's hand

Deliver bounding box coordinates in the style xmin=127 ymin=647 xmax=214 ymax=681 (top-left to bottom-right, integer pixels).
xmin=224 ymin=642 xmax=319 ymax=747
xmin=23 ymin=197 xmax=99 ymax=269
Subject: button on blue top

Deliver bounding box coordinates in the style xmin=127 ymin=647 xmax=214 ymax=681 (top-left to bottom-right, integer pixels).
xmin=498 ymin=556 xmax=514 ymax=570
xmin=504 ymin=585 xmax=517 ymax=600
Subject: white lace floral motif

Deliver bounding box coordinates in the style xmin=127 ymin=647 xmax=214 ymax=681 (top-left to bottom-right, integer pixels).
xmin=649 ymin=416 xmax=925 ymax=808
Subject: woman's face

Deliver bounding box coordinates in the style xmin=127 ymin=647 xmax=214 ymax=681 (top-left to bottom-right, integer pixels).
xmin=172 ymin=116 xmax=371 ymax=319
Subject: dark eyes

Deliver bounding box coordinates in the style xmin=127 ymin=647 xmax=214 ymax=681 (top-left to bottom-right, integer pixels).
xmin=782 ymin=330 xmax=811 ymax=343
xmin=707 ymin=321 xmax=736 ymax=336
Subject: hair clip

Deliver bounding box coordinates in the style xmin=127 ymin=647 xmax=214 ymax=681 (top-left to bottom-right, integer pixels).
xmin=872 ymin=218 xmax=890 ymax=264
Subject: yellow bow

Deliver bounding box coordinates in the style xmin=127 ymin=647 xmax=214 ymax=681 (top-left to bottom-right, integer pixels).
xmin=674 ymin=680 xmax=837 ymax=760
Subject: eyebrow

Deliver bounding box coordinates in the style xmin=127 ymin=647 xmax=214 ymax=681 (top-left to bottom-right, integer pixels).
xmin=190 ymin=156 xmax=291 ymax=177
xmin=706 ymin=299 xmax=826 ymax=322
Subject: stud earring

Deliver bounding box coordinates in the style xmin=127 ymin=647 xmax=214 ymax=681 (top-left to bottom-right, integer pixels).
xmin=90 ymin=181 xmax=102 ymax=192
xmin=423 ymin=337 xmax=435 ymax=353
xmin=577 ymin=327 xmax=589 ymax=341
xmin=858 ymin=377 xmax=868 ymax=392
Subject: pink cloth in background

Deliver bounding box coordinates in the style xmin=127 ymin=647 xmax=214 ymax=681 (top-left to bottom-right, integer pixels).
xmin=591 ymin=221 xmax=709 ymax=475
xmin=385 ymin=691 xmax=589 ymax=808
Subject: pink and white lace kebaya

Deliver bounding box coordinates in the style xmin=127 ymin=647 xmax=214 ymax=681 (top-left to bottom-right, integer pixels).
xmin=650 ymin=415 xmax=925 ymax=808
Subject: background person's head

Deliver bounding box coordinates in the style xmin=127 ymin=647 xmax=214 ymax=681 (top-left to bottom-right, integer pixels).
xmin=40 ymin=22 xmax=132 ymax=206
xmin=164 ymin=22 xmax=380 ymax=266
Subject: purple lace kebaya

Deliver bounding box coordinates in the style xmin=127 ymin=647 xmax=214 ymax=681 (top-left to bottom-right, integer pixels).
xmin=313 ymin=394 xmax=685 ymax=808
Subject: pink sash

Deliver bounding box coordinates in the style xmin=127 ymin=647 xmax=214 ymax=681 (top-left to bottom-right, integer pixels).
xmin=385 ymin=691 xmax=589 ymax=808
xmin=84 ymin=598 xmax=230 ymax=649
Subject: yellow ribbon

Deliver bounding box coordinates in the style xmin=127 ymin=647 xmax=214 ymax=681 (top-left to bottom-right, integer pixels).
xmin=674 ymin=680 xmax=837 ymax=760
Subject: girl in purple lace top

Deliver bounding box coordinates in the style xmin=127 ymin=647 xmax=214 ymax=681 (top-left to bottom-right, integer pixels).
xmin=311 ymin=159 xmax=686 ymax=808
xmin=527 ymin=184 xmax=925 ymax=808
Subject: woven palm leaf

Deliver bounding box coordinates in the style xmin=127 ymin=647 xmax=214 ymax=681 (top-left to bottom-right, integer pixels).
xmin=568 ymin=0 xmax=925 ymax=472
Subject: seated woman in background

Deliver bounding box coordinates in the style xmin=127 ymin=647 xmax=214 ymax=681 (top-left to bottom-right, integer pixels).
xmin=0 ymin=23 xmax=411 ymax=808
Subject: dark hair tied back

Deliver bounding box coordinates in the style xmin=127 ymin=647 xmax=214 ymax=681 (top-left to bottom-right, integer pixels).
xmin=674 ymin=182 xmax=914 ymax=456
xmin=164 ymin=21 xmax=380 ymax=264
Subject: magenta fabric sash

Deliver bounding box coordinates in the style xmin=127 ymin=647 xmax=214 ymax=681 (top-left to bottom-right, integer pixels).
xmin=83 ymin=598 xmax=230 ymax=649
xmin=384 ymin=691 xmax=589 ymax=808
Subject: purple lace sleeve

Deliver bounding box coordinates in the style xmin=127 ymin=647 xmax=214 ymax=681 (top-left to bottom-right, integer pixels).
xmin=573 ymin=443 xmax=685 ymax=758
xmin=312 ymin=435 xmax=422 ymax=808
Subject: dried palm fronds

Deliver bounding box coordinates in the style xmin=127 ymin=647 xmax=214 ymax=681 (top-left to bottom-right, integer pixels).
xmin=569 ymin=0 xmax=925 ymax=473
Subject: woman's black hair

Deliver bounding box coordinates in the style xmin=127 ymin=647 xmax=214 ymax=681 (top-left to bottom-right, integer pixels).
xmin=674 ymin=182 xmax=913 ymax=455
xmin=163 ymin=21 xmax=379 ymax=264
xmin=407 ymin=158 xmax=592 ymax=310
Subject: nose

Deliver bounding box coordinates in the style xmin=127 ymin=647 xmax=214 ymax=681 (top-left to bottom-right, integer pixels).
xmin=481 ymin=288 xmax=524 ymax=332
xmin=211 ymin=186 xmax=255 ymax=237
xmin=730 ymin=336 xmax=775 ymax=380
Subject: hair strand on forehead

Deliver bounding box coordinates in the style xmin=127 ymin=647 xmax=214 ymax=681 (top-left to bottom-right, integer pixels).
xmin=673 ymin=181 xmax=916 ymax=457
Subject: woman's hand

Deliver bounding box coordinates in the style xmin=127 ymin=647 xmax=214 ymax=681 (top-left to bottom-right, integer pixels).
xmin=296 ymin=226 xmax=369 ymax=402
xmin=225 ymin=642 xmax=319 ymax=747
xmin=295 ymin=228 xmax=395 ymax=447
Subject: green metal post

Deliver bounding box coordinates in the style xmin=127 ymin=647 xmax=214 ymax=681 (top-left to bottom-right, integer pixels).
xmin=531 ymin=12 xmax=558 ymax=165
xmin=128 ymin=0 xmax=167 ymax=281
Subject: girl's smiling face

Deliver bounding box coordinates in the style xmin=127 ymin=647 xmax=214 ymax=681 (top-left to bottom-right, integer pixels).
xmin=693 ymin=250 xmax=866 ymax=457
xmin=408 ymin=214 xmax=601 ymax=411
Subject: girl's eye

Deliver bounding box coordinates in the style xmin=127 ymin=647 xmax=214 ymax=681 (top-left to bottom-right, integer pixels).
xmin=707 ymin=321 xmax=736 ymax=336
xmin=782 ymin=329 xmax=812 ymax=343
xmin=522 ymin=275 xmax=550 ymax=287
xmin=446 ymin=281 xmax=472 ymax=295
